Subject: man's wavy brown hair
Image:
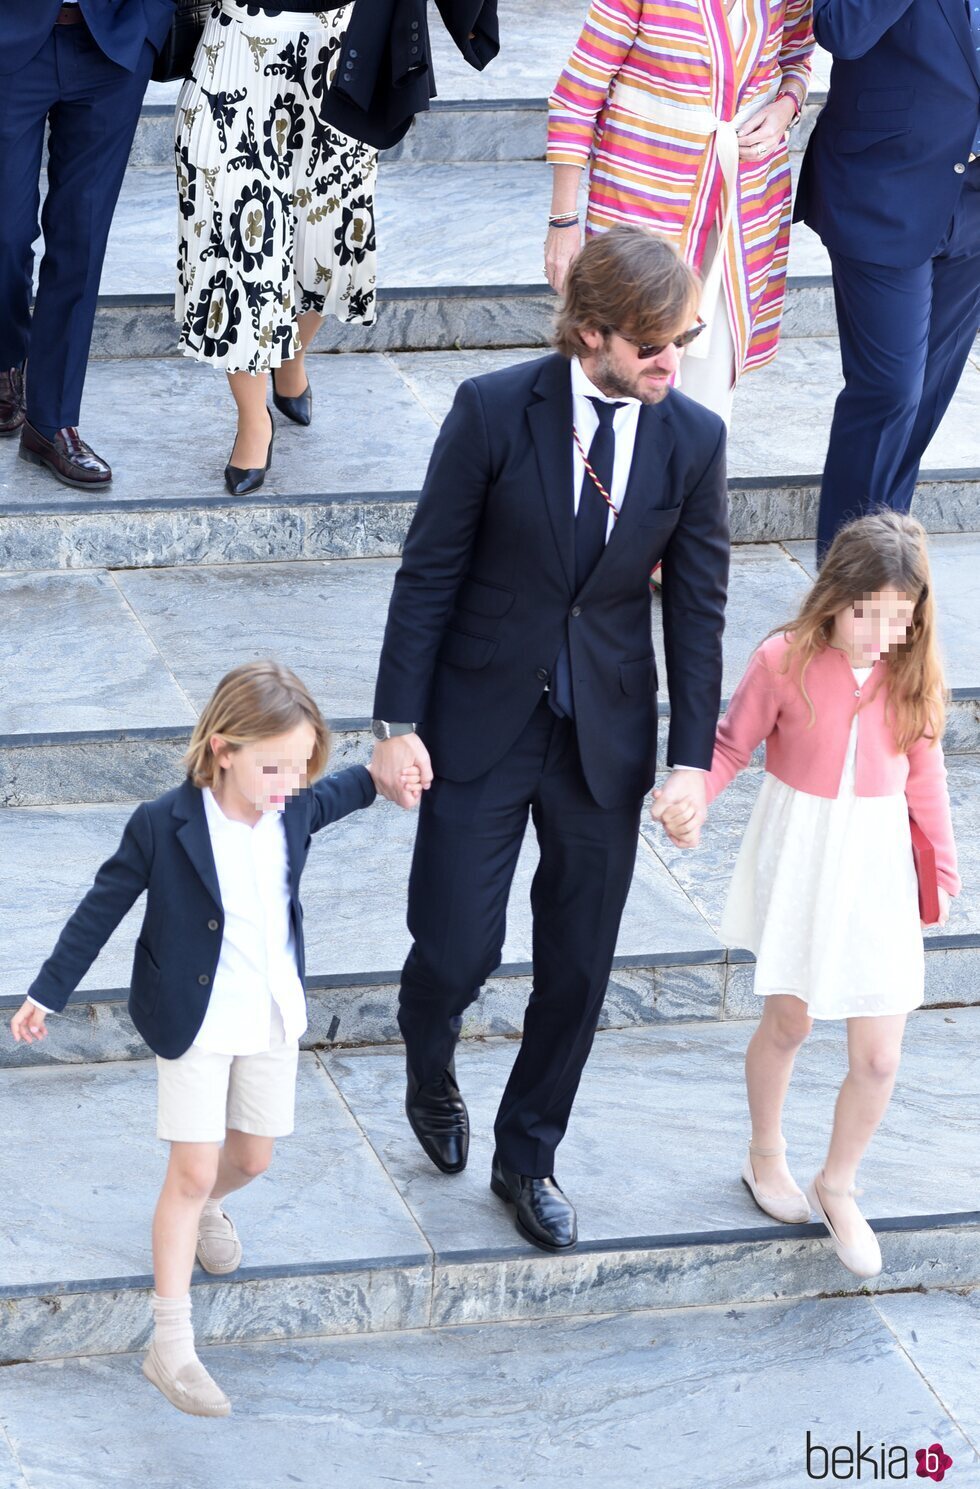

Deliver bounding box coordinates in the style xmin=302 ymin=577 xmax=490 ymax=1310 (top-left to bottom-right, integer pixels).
xmin=553 ymin=224 xmax=700 ymax=359
xmin=768 ymin=510 xmax=947 ymax=753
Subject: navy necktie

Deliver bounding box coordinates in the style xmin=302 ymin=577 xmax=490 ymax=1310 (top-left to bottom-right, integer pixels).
xmin=549 ymin=397 xmax=626 ymax=719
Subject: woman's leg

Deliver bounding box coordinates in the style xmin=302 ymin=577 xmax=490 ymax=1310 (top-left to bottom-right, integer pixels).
xmin=815 ymin=1012 xmax=907 ymax=1247
xmin=273 ymin=309 xmax=324 ymax=397
xmin=227 ymin=369 xmax=272 ymax=469
xmin=744 ymin=993 xmax=813 ymax=1195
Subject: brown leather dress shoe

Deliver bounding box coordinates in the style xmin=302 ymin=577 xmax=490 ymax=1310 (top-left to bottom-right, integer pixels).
xmin=19 ymin=423 xmax=112 ymax=489
xmin=0 ymin=368 xmax=26 ymax=435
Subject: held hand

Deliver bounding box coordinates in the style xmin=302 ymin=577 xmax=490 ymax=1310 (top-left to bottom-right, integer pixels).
xmin=650 ymin=769 xmax=708 ymax=850
xmin=368 ymin=733 xmax=433 ymax=810
xmin=544 ymin=223 xmax=583 ymax=295
xmin=736 ymin=97 xmax=798 ymax=163
xmin=10 ymin=1000 xmax=48 ymax=1044
xmin=922 ymin=887 xmax=951 ymax=930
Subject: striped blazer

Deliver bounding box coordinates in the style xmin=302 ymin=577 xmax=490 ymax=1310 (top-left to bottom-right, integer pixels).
xmin=547 ymin=0 xmax=814 ymax=374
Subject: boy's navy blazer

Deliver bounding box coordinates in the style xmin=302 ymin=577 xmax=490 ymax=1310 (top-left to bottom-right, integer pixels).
xmin=27 ymin=767 xmax=376 ymax=1060
xmin=794 ymin=0 xmax=980 ymax=267
xmin=1 ymin=0 xmax=176 ymax=74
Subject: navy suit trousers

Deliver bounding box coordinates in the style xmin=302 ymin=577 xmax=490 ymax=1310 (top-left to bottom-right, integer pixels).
xmin=0 ymin=23 xmax=154 ymax=435
xmin=818 ymin=158 xmax=980 ymax=561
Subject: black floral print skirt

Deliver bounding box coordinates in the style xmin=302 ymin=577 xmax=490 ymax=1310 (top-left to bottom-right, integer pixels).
xmin=174 ymin=0 xmax=377 ymax=373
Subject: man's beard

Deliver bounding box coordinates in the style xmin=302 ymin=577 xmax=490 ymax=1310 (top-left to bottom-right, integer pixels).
xmin=590 ymin=349 xmax=669 ymax=405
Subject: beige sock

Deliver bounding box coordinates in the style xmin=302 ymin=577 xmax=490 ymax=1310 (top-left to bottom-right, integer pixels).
xmin=200 ymin=1198 xmax=223 ymax=1221
xmin=150 ymin=1292 xmax=198 ymax=1372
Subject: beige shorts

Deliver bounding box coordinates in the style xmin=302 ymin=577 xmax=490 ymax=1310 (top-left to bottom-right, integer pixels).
xmin=156 ymin=1038 xmax=300 ymax=1144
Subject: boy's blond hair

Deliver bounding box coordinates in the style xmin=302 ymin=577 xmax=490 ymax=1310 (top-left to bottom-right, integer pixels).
xmin=184 ymin=661 xmax=331 ymax=789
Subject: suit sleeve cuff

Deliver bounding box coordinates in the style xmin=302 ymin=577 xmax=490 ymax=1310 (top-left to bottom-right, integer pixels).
xmin=27 ymin=996 xmax=54 ymax=1015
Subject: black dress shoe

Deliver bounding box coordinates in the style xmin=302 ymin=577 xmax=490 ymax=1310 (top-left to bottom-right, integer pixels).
xmin=405 ymin=1062 xmax=470 ymax=1174
xmin=490 ymin=1152 xmax=578 ymax=1253
xmin=0 ymin=367 xmax=25 ymax=435
xmin=271 ymin=367 xmax=312 ymax=426
xmin=225 ymin=411 xmax=274 ymax=495
xmin=19 ymin=422 xmax=111 ymax=489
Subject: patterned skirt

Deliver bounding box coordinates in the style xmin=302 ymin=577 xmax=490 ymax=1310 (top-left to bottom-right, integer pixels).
xmin=174 ymin=0 xmax=377 ymax=374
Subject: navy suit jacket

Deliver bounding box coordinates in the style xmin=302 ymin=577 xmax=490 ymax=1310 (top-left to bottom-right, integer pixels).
xmin=0 ymin=0 xmax=176 ymax=75
xmin=27 ymin=767 xmax=376 ymax=1059
xmin=794 ymin=0 xmax=980 ymax=266
xmin=372 ymin=353 xmax=730 ymax=810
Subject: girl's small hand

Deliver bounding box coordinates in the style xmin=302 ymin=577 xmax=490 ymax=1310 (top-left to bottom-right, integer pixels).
xmin=10 ymin=1000 xmax=48 ymax=1044
xmin=651 ymin=788 xmax=700 ymax=849
xmin=922 ymin=887 xmax=951 ymax=929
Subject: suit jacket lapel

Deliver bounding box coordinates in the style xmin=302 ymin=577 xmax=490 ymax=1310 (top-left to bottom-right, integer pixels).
xmin=172 ymin=780 xmax=223 ymax=910
xmin=578 ymin=399 xmax=675 ymax=597
xmin=527 ymin=355 xmax=576 ymax=594
xmin=937 ymin=0 xmax=980 ymax=83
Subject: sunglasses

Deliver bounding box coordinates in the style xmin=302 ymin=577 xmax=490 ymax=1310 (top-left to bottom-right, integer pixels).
xmin=608 ymin=317 xmax=707 ymax=359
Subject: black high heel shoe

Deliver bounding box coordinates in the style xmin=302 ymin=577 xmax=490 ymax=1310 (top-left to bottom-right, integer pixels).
xmin=271 ymin=366 xmax=312 ymax=426
xmin=224 ymin=411 xmax=274 ymax=496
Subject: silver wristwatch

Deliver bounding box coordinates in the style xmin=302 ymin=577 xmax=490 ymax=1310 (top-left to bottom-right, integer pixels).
xmin=371 ymin=720 xmax=416 ymax=740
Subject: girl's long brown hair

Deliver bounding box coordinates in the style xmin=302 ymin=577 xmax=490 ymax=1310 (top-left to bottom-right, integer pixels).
xmin=770 ymin=511 xmax=947 ymax=753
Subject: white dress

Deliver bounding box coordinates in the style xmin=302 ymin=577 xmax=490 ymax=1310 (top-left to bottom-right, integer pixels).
xmin=720 ymin=665 xmax=925 ymax=1019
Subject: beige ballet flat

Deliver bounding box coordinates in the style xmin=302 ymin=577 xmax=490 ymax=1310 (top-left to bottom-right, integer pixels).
xmin=806 ymin=1168 xmax=882 ymax=1280
xmin=142 ymin=1342 xmax=231 ymax=1417
xmin=741 ymin=1139 xmax=811 ymax=1224
xmin=196 ymin=1204 xmax=243 ymax=1275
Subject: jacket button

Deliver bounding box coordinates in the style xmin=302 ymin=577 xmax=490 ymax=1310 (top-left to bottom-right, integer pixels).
xmin=207 ymin=919 xmax=219 ymax=931
xmin=349 ymin=48 xmax=358 ymax=58
xmin=571 ymin=605 xmax=582 ymax=617
xmin=954 ymin=162 xmax=966 ymax=174
xmin=536 ymin=667 xmax=549 ymax=681
xmin=198 ymin=974 xmax=210 ymax=986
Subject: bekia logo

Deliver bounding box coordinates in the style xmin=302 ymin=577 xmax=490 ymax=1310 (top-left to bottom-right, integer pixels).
xmin=806 ymin=1431 xmax=955 ymax=1480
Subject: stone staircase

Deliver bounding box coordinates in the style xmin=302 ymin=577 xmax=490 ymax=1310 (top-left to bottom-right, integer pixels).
xmin=1 ymin=0 xmax=978 ymax=1372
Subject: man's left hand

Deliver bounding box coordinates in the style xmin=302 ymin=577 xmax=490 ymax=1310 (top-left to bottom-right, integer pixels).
xmin=650 ymin=769 xmax=708 ymax=849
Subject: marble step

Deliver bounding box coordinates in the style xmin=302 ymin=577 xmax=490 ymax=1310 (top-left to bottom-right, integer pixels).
xmin=2 ymin=1289 xmax=979 ymax=1487
xmin=2 ymin=535 xmax=980 ymax=800
xmin=1 ymin=1010 xmax=979 ymax=1368
xmin=2 ymin=344 xmax=979 ymax=572
xmin=65 ymin=159 xmax=842 ymax=358
xmin=0 ymin=745 xmax=976 ymax=1064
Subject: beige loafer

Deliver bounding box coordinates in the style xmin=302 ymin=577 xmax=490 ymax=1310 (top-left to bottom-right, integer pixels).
xmin=142 ymin=1342 xmax=231 ymax=1417
xmin=741 ymin=1139 xmax=811 ymax=1224
xmin=196 ymin=1205 xmax=243 ymax=1275
xmin=806 ymin=1169 xmax=882 ymax=1279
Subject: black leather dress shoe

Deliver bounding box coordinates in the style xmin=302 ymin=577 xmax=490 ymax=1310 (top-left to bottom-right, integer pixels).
xmin=490 ymin=1152 xmax=578 ymax=1253
xmin=405 ymin=1063 xmax=470 ymax=1174
xmin=19 ymin=422 xmax=111 ymax=488
xmin=0 ymin=367 xmax=25 ymax=435
xmin=225 ymin=411 xmax=274 ymax=495
xmin=271 ymin=367 xmax=312 ymax=426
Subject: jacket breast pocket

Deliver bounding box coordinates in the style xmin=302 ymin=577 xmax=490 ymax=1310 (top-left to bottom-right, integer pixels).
xmin=454 ymin=577 xmax=516 ymax=618
xmin=619 ymin=654 xmax=657 ymax=696
xmin=131 ymin=937 xmax=162 ymax=1014
xmin=638 ymin=501 xmax=683 ymax=530
xmin=856 ymin=89 xmax=914 ymax=114
xmin=438 ymin=627 xmax=499 ymax=670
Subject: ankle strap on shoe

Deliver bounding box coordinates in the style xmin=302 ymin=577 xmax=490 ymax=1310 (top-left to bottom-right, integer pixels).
xmin=817 ymin=1169 xmax=863 ymax=1198
xmin=748 ymin=1139 xmax=787 ymax=1157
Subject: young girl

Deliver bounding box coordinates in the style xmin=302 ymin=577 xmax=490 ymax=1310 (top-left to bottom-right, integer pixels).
xmin=10 ymin=661 xmax=419 ymax=1416
xmin=658 ymin=511 xmax=959 ymax=1279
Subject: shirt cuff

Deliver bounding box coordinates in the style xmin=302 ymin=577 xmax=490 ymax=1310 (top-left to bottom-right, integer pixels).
xmin=667 ymin=763 xmax=708 ymax=772
xmin=27 ymin=996 xmax=54 ymax=1015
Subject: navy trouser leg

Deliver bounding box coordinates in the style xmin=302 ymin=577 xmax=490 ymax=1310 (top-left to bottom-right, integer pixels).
xmin=493 ymin=723 xmax=641 ymax=1177
xmin=818 ymin=162 xmax=980 ymax=562
xmin=0 ymin=38 xmax=55 ymax=376
xmin=27 ymin=26 xmax=153 ymax=435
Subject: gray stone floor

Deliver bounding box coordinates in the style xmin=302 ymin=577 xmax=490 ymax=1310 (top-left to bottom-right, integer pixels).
xmin=2 ymin=343 xmax=977 ymax=516
xmin=0 ymin=1292 xmax=977 ymax=1489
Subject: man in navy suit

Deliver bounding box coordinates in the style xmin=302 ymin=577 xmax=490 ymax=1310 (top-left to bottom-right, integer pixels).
xmin=368 ymin=227 xmax=730 ymax=1253
xmin=0 ymin=0 xmax=175 ymax=488
xmin=795 ymin=0 xmax=980 ymax=560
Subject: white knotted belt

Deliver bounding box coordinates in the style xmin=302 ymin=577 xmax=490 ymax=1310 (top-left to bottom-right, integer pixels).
xmin=608 ymin=78 xmax=779 ymax=358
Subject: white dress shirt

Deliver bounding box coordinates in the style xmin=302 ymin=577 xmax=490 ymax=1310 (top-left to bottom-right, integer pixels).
xmin=194 ymin=787 xmax=308 ymax=1055
xmin=570 ymin=358 xmax=705 ymax=774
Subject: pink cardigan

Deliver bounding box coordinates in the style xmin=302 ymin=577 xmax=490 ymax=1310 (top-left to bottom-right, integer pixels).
xmin=705 ymin=633 xmax=961 ymax=896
